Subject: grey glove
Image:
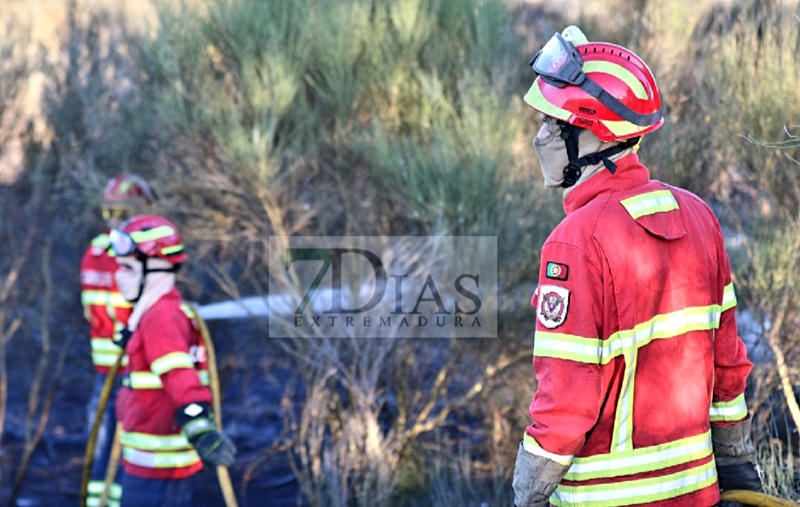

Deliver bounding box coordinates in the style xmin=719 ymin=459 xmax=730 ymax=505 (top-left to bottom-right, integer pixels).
xmin=176 ymin=402 xmax=237 ymax=467
xmin=712 ymin=417 xmax=763 ymax=507
xmin=513 ymin=442 xmax=571 ymax=507
xmin=711 ymin=417 xmax=757 ymax=466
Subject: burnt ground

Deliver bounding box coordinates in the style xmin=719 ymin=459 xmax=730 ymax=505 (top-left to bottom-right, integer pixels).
xmin=0 ymin=318 xmax=302 ymax=507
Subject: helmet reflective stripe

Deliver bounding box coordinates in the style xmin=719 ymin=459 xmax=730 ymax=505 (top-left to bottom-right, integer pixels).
xmin=522 ymin=433 xmax=573 ymax=466
xmin=91 ymin=234 xmax=111 ymax=248
xmin=161 ymin=244 xmax=184 ymax=255
xmin=150 ymin=351 xmax=195 ymax=376
xmin=721 ymin=283 xmax=737 ymax=311
xmin=550 ymin=460 xmax=717 ymax=507
xmin=130 ymin=225 xmax=177 ymax=244
xmin=524 ymin=82 xmax=571 ymax=121
xmin=563 ymin=431 xmax=713 ymax=481
xmin=603 ymin=119 xmax=649 ymax=138
xmin=121 ymin=447 xmax=200 ymax=469
xmin=582 ymin=61 xmax=648 ymax=99
xmin=710 ymin=393 xmax=748 ymax=422
xmin=121 ymin=430 xmax=192 ymax=450
xmin=620 ymin=190 xmax=680 ymax=219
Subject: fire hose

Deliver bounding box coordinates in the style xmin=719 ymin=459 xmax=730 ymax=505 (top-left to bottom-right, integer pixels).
xmin=721 ymin=490 xmax=798 ymax=507
xmin=191 ymin=303 xmax=240 ymax=507
xmin=80 ymin=307 xmax=239 ymax=507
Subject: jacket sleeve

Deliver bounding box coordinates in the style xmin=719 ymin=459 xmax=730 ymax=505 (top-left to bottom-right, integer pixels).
xmin=525 ymin=240 xmax=605 ymax=461
xmin=142 ymin=308 xmax=212 ymax=408
xmin=710 ymin=221 xmax=752 ymax=428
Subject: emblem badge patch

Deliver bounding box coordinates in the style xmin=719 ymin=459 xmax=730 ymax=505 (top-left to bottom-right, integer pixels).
xmin=537 ymin=285 xmax=570 ymax=329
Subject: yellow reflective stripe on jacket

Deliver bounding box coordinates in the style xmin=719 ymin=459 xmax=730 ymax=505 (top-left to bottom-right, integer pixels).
xmin=90 ymin=338 xmax=122 ymax=366
xmin=122 ymin=447 xmax=200 ymax=469
xmin=564 ymin=431 xmax=713 ymax=482
xmin=124 ymin=372 xmax=163 ymax=389
xmin=710 ymin=393 xmax=748 ymax=422
xmin=611 ymin=348 xmax=639 ymax=452
xmin=551 ymin=459 xmax=717 ymax=507
xmin=86 ymin=480 xmax=122 ymax=507
xmin=721 ymin=283 xmax=737 ymax=312
xmin=124 ymin=369 xmax=208 ymax=389
xmin=602 ymin=305 xmax=721 ymax=362
xmin=151 ymin=352 xmax=194 ymax=376
xmin=91 ymin=337 xmax=122 ymax=352
xmin=121 ymin=430 xmax=191 ymax=451
xmin=533 ymin=332 xmax=603 ymax=364
xmin=534 ymin=305 xmax=722 ymax=365
xmin=523 ymin=433 xmax=573 ymax=466
xmin=620 ymin=190 xmax=679 ymax=220
xmin=81 ymin=290 xmax=132 ymax=308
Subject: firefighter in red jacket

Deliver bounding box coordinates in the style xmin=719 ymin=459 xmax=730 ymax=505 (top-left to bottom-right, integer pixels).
xmin=109 ymin=215 xmax=235 ymax=507
xmin=513 ymin=27 xmax=762 ymax=507
xmin=80 ymin=173 xmax=154 ymax=506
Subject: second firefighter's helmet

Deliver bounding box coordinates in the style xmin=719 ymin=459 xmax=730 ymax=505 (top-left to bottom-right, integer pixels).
xmin=102 ymin=173 xmax=155 ymax=207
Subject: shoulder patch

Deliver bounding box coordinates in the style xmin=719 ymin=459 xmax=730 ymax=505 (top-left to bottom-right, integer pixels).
xmin=545 ymin=262 xmax=569 ymax=281
xmin=537 ymin=285 xmax=570 ymax=329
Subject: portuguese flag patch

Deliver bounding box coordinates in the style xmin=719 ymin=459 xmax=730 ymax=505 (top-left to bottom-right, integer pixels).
xmin=545 ymin=262 xmax=569 ymax=281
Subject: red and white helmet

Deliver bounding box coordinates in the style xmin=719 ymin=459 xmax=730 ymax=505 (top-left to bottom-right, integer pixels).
xmin=110 ymin=215 xmax=186 ymax=265
xmin=524 ymin=34 xmax=663 ymax=142
xmin=102 ymin=173 xmax=155 ymax=207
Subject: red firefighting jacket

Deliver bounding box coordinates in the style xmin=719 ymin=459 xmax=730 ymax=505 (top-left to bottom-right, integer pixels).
xmin=116 ymin=288 xmax=212 ymax=479
xmin=80 ymin=232 xmax=132 ymax=374
xmin=526 ymin=154 xmax=752 ymax=507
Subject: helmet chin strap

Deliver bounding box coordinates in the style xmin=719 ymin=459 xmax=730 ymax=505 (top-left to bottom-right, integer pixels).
xmin=557 ymin=120 xmax=640 ymax=188
xmin=129 ymin=254 xmax=181 ymax=303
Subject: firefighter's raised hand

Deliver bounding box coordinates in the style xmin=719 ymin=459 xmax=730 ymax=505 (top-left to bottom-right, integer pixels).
xmin=176 ymin=402 xmax=237 ymax=467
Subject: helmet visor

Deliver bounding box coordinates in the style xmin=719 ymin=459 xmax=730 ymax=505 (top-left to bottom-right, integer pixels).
xmin=529 ymin=33 xmax=586 ymax=88
xmin=109 ymin=228 xmax=137 ymax=257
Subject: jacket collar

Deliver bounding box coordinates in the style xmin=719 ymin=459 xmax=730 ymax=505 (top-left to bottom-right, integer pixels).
xmin=563 ymin=153 xmax=651 ymax=215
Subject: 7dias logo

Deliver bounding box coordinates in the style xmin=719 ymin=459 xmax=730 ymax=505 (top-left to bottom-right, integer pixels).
xmin=268 ymin=237 xmax=497 ymax=338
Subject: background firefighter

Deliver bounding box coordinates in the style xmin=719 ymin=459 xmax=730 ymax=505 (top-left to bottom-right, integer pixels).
xmin=109 ymin=214 xmax=236 ymax=507
xmin=80 ymin=173 xmax=154 ymax=507
xmin=513 ymin=26 xmax=763 ymax=507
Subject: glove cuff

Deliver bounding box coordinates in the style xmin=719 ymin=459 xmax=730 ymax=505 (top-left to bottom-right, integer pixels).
xmin=513 ymin=442 xmax=571 ymax=506
xmin=175 ymin=402 xmax=215 ymax=441
xmin=712 ymin=417 xmax=757 ymax=466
